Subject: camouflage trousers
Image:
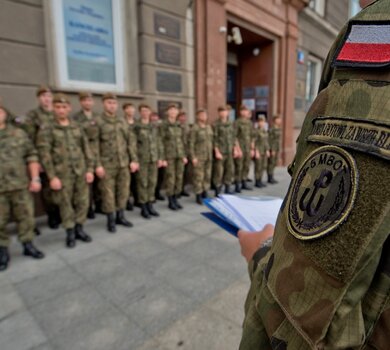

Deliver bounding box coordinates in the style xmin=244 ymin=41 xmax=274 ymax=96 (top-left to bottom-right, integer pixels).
xmin=137 ymin=161 xmax=157 ymax=204
xmin=254 ymin=155 xmax=268 ymax=181
xmin=165 ymin=158 xmax=185 ymax=196
xmin=213 ymin=154 xmax=234 ymax=188
xmin=0 ymin=190 xmax=35 ymax=247
xmin=51 ymin=172 xmax=89 ymax=229
xmin=267 ymin=151 xmax=279 ymax=176
xmin=99 ymin=167 xmax=130 ymax=213
xmin=235 ymin=150 xmax=251 ymax=182
xmin=192 ymin=159 xmax=212 ymax=194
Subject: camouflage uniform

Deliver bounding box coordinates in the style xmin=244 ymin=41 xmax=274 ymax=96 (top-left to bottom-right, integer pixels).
xmin=267 ymin=126 xmax=282 ymax=178
xmin=125 ymin=119 xmax=138 ymax=205
xmin=254 ymin=127 xmax=270 ymax=181
xmin=234 ymin=118 xmax=253 ymax=182
xmin=189 ymin=124 xmax=213 ymax=194
xmin=160 ymin=120 xmax=186 ymax=196
xmin=36 ymin=120 xmax=94 ymax=229
xmin=25 ymin=106 xmax=54 ymax=144
xmin=96 ymin=114 xmax=138 ymax=213
xmin=240 ymin=1 xmax=390 ymax=348
xmin=134 ymin=122 xmax=161 ymax=204
xmin=0 ymin=125 xmax=37 ymax=247
xmin=213 ymin=119 xmax=234 ymax=188
xmin=181 ymin=122 xmax=191 ymax=193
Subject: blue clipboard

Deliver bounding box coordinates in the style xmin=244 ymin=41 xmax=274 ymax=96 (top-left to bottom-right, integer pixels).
xmin=201 ymin=212 xmax=239 ymax=237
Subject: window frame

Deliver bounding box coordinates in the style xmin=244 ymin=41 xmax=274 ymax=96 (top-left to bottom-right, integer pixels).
xmin=51 ymin=0 xmax=125 ymax=92
xmin=349 ymin=0 xmax=362 ymax=17
xmin=309 ymin=0 xmax=326 ymax=17
xmin=305 ymin=55 xmax=323 ymax=109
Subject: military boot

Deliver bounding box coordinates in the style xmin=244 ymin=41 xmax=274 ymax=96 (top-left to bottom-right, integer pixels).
xmin=34 ymin=226 xmax=41 ymax=236
xmin=126 ymin=199 xmax=133 ymax=211
xmin=23 ymin=242 xmax=45 ymax=259
xmin=201 ymin=190 xmax=208 ymax=199
xmin=168 ymin=196 xmax=178 ymax=210
xmin=268 ymin=175 xmax=278 ymax=184
xmin=95 ymin=201 xmax=104 ymax=214
xmin=47 ymin=209 xmax=60 ymax=229
xmin=116 ymin=210 xmax=133 ymax=227
xmin=66 ymin=228 xmax=76 ymax=248
xmin=87 ymin=205 xmax=95 ymax=219
xmin=141 ymin=204 xmax=151 ymax=219
xmin=180 ymin=189 xmax=190 ymax=197
xmin=225 ymin=184 xmax=235 ymax=194
xmin=196 ymin=194 xmax=203 ymax=205
xmin=235 ymin=181 xmax=242 ymax=193
xmin=155 ymin=191 xmax=165 ymax=201
xmin=107 ymin=213 xmax=117 ymax=233
xmin=255 ymin=180 xmax=266 ymax=188
xmin=173 ymin=195 xmax=183 ymax=209
xmin=75 ymin=224 xmax=92 ymax=242
xmin=241 ymin=180 xmax=253 ymax=190
xmin=0 ymin=247 xmax=10 ymax=271
xmin=147 ymin=202 xmax=160 ymax=217
xmin=215 ymin=186 xmax=222 ymax=197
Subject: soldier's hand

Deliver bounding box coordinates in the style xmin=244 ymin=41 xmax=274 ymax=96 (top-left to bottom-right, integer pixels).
xmin=250 ymin=149 xmax=256 ymax=159
xmin=50 ymin=177 xmax=62 ymax=191
xmin=192 ymin=158 xmax=199 ymax=166
xmin=96 ymin=166 xmax=105 ymax=179
xmin=183 ymin=157 xmax=188 ymax=165
xmin=157 ymin=160 xmax=164 ymax=168
xmin=85 ymin=172 xmax=94 ymax=184
xmin=215 ymin=149 xmax=223 ymax=160
xmin=130 ymin=162 xmax=139 ymax=173
xmin=267 ymin=150 xmax=271 ymax=158
xmin=255 ymin=150 xmax=260 ymax=159
xmin=29 ymin=181 xmax=41 ymax=193
xmin=238 ymin=224 xmax=274 ymax=263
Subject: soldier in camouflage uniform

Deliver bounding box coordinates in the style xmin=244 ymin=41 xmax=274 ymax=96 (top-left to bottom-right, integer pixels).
xmin=178 ymin=110 xmax=191 ymax=197
xmin=234 ymin=105 xmax=254 ymax=192
xmin=95 ymin=93 xmax=139 ymax=232
xmin=37 ymin=94 xmax=95 ymax=248
xmin=213 ymin=105 xmax=235 ymax=196
xmin=189 ymin=109 xmax=213 ymax=205
xmin=253 ymin=115 xmax=270 ymax=188
xmin=134 ymin=104 xmax=163 ymax=219
xmin=72 ymin=92 xmax=99 ymax=218
xmin=0 ymin=104 xmax=44 ymax=271
xmin=267 ymin=115 xmax=282 ymax=184
xmin=160 ymin=104 xmax=188 ymax=210
xmin=239 ymin=1 xmax=389 ymax=348
xmin=151 ymin=111 xmax=166 ymax=202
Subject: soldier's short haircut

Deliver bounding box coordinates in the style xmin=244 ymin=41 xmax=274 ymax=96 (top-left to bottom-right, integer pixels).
xmin=178 ymin=110 xmax=187 ymax=117
xmin=218 ymin=105 xmax=228 ymax=112
xmin=78 ymin=91 xmax=93 ymax=100
xmin=273 ymin=114 xmax=281 ymax=120
xmin=239 ymin=105 xmax=249 ymax=111
xmin=122 ymin=102 xmax=135 ymax=110
xmin=138 ymin=103 xmax=151 ymax=112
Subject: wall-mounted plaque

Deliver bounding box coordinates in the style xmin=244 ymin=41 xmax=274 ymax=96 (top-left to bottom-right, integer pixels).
xmin=156 ymin=42 xmax=181 ymax=66
xmin=156 ymin=71 xmax=182 ymax=93
xmin=154 ymin=13 xmax=181 ymax=40
xmin=157 ymin=100 xmax=183 ymax=117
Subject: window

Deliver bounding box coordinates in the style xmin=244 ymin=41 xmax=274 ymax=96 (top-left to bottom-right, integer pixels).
xmin=305 ymin=56 xmax=323 ymax=109
xmin=51 ymin=0 xmax=124 ymax=92
xmin=309 ymin=0 xmax=326 ymax=17
xmin=349 ymin=0 xmax=362 ymax=17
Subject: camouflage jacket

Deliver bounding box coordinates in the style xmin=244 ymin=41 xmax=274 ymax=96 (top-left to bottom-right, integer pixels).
xmin=240 ymin=1 xmax=390 ymax=349
xmin=268 ymin=127 xmax=282 ymax=152
xmin=188 ymin=124 xmax=213 ymax=161
xmin=0 ymin=125 xmax=39 ymax=193
xmin=213 ymin=119 xmax=234 ymax=155
xmin=36 ymin=120 xmax=94 ymax=180
xmin=160 ymin=120 xmax=186 ymax=159
xmin=96 ymin=113 xmax=138 ymax=169
xmin=72 ymin=110 xmax=99 ymax=167
xmin=234 ymin=118 xmax=253 ymax=152
xmin=133 ymin=122 xmax=161 ymax=163
xmin=25 ymin=106 xmax=54 ymax=144
xmin=253 ymin=127 xmax=270 ymax=154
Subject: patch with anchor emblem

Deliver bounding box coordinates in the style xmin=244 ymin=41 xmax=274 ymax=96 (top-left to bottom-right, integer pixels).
xmin=287 ymin=145 xmax=358 ymax=241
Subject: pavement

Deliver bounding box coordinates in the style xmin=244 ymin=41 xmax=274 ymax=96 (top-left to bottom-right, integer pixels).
xmin=0 ymin=167 xmax=291 ymax=350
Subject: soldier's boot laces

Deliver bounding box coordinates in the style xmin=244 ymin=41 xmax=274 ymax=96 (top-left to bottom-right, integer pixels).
xmin=141 ymin=204 xmax=151 ymax=219
xmin=235 ymin=182 xmax=241 ymax=193
xmin=126 ymin=199 xmax=133 ymax=211
xmin=75 ymin=224 xmax=92 ymax=242
xmin=173 ymin=195 xmax=183 ymax=209
xmin=147 ymin=202 xmax=160 ymax=217
xmin=168 ymin=196 xmax=178 ymax=210
xmin=241 ymin=180 xmax=253 ymax=191
xmin=66 ymin=228 xmax=76 ymax=248
xmin=87 ymin=205 xmax=95 ymax=219
xmin=23 ymin=242 xmax=45 ymax=259
xmin=196 ymin=194 xmax=203 ymax=205
xmin=107 ymin=213 xmax=117 ymax=233
xmin=0 ymin=247 xmax=10 ymax=271
xmin=116 ymin=210 xmax=133 ymax=227
xmin=268 ymin=175 xmax=278 ymax=184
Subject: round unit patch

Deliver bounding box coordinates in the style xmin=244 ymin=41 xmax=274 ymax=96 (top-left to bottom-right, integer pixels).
xmin=288 ymin=145 xmax=358 ymax=241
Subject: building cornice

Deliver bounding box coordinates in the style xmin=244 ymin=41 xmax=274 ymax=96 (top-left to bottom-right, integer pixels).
xmin=301 ymin=7 xmax=339 ymax=37
xmin=283 ymin=0 xmax=310 ymax=11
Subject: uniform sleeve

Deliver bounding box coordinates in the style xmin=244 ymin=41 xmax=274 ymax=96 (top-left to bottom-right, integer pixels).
xmin=213 ymin=124 xmax=220 ymax=150
xmin=128 ymin=127 xmax=138 ymax=163
xmin=81 ymin=129 xmax=94 ymax=173
xmin=24 ymin=110 xmax=39 ymax=143
xmin=94 ymin=121 xmax=102 ymax=168
xmin=22 ymin=130 xmax=39 ymax=163
xmin=36 ymin=126 xmax=56 ymax=180
xmin=188 ymin=126 xmax=196 ymax=160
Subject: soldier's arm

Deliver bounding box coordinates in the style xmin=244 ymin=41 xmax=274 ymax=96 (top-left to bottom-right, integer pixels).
xmin=36 ymin=126 xmax=56 ymax=180
xmin=81 ymin=129 xmax=94 ymax=173
xmin=188 ymin=127 xmax=196 ymax=160
xmin=128 ymin=128 xmax=139 ymax=163
xmin=95 ymin=122 xmax=102 ymax=168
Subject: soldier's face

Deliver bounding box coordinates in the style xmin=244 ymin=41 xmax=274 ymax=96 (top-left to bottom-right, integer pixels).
xmin=140 ymin=107 xmax=151 ymax=121
xmin=258 ymin=120 xmax=266 ymax=129
xmin=167 ymin=107 xmax=179 ymax=121
xmin=53 ymin=103 xmax=70 ymax=119
xmin=0 ymin=108 xmax=6 ymax=125
xmin=103 ymin=99 xmax=118 ymax=115
xmin=80 ymin=97 xmax=94 ymax=111
xmin=274 ymin=117 xmax=282 ymax=127
xmin=178 ymin=114 xmax=187 ymax=124
xmin=150 ymin=114 xmax=159 ymax=123
xmin=39 ymin=92 xmax=53 ymax=109
xmin=197 ymin=112 xmax=208 ymax=123
xmin=125 ymin=106 xmax=135 ymax=117
xmin=219 ymin=110 xmax=229 ymax=121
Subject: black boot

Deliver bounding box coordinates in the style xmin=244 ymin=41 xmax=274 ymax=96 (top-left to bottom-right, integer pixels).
xmin=107 ymin=213 xmax=116 ymax=233
xmin=155 ymin=191 xmax=165 ymax=201
xmin=75 ymin=224 xmax=92 ymax=242
xmin=268 ymin=175 xmax=278 ymax=184
xmin=168 ymin=196 xmax=178 ymax=210
xmin=215 ymin=186 xmax=222 ymax=197
xmin=87 ymin=205 xmax=95 ymax=219
xmin=95 ymin=201 xmax=103 ymax=214
xmin=34 ymin=226 xmax=41 ymax=236
xmin=126 ymin=199 xmax=133 ymax=211
xmin=0 ymin=247 xmax=10 ymax=271
xmin=147 ymin=202 xmax=160 ymax=217
xmin=47 ymin=210 xmax=60 ymax=229
xmin=255 ymin=180 xmax=266 ymax=188
xmin=141 ymin=204 xmax=151 ymax=219
xmin=235 ymin=181 xmax=242 ymax=193
xmin=225 ymin=184 xmax=234 ymax=195
xmin=196 ymin=194 xmax=203 ymax=205
xmin=241 ymin=180 xmax=253 ymax=191
xmin=180 ymin=189 xmax=190 ymax=197
xmin=173 ymin=195 xmax=183 ymax=209
xmin=116 ymin=210 xmax=133 ymax=227
xmin=23 ymin=242 xmax=45 ymax=259
xmin=66 ymin=228 xmax=76 ymax=248
xmin=201 ymin=190 xmax=208 ymax=199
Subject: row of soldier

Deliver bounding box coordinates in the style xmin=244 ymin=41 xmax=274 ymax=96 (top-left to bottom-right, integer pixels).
xmin=0 ymin=86 xmax=281 ymax=271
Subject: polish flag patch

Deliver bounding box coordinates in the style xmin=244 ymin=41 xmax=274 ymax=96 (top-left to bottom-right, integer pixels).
xmin=333 ymin=21 xmax=390 ymax=68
